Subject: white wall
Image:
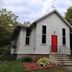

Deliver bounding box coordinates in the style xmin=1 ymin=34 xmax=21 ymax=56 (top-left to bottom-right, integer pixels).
xmin=16 ymin=26 xmax=36 ymax=54
xmin=14 ymin=13 xmax=70 ymax=54
xmin=36 ymin=13 xmax=70 ymax=54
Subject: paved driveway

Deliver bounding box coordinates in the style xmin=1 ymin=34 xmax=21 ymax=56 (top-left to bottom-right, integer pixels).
xmin=64 ymin=66 xmax=72 ymax=72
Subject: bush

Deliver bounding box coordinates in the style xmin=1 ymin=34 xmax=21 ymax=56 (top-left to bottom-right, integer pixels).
xmin=20 ymin=57 xmax=33 ymax=62
xmin=0 ymin=45 xmax=14 ymax=61
xmin=36 ymin=57 xmax=51 ymax=66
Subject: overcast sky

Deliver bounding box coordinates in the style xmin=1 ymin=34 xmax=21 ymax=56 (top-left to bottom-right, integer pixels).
xmin=0 ymin=0 xmax=72 ymax=23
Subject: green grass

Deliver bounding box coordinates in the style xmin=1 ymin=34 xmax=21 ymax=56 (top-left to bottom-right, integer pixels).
xmin=0 ymin=61 xmax=25 ymax=72
xmin=0 ymin=61 xmax=70 ymax=72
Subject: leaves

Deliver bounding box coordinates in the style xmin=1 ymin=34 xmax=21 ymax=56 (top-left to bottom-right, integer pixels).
xmin=0 ymin=8 xmax=18 ymax=47
xmin=65 ymin=6 xmax=72 ymax=25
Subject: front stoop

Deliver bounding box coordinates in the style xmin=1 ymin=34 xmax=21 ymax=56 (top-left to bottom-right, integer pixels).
xmin=49 ymin=54 xmax=72 ymax=66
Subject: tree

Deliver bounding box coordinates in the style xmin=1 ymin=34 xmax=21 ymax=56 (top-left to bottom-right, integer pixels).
xmin=65 ymin=6 xmax=72 ymax=25
xmin=65 ymin=7 xmax=72 ymax=54
xmin=0 ymin=9 xmax=18 ymax=47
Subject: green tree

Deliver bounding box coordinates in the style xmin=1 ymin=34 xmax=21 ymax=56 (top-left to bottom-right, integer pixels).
xmin=65 ymin=6 xmax=72 ymax=25
xmin=0 ymin=9 xmax=18 ymax=47
xmin=65 ymin=7 xmax=72 ymax=55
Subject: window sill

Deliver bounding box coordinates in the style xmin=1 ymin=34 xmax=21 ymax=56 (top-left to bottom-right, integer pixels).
xmin=62 ymin=45 xmax=66 ymax=47
xmin=25 ymin=45 xmax=31 ymax=47
xmin=41 ymin=43 xmax=47 ymax=46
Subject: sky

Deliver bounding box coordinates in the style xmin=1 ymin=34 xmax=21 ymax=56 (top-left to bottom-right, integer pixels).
xmin=0 ymin=0 xmax=72 ymax=23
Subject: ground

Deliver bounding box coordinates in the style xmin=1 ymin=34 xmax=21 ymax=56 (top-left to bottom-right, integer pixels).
xmin=0 ymin=61 xmax=25 ymax=72
xmin=0 ymin=61 xmax=71 ymax=72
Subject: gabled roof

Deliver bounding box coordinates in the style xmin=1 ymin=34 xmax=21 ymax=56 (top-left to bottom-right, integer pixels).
xmin=11 ymin=10 xmax=72 ymax=41
xmin=16 ymin=10 xmax=72 ymax=28
xmin=16 ymin=22 xmax=31 ymax=28
xmin=32 ymin=9 xmax=72 ymax=28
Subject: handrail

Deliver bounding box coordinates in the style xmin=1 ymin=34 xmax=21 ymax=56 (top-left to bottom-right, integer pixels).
xmin=49 ymin=45 xmax=68 ymax=54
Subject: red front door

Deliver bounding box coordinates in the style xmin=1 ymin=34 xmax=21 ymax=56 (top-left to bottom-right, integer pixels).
xmin=51 ymin=35 xmax=58 ymax=52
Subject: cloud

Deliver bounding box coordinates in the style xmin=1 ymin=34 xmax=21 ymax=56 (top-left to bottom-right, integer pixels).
xmin=0 ymin=0 xmax=4 ymax=9
xmin=2 ymin=0 xmax=45 ymax=23
xmin=3 ymin=0 xmax=24 ymax=5
xmin=1 ymin=0 xmax=72 ymax=23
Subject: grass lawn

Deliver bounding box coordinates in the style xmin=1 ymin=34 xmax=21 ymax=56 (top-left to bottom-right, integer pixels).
xmin=0 ymin=61 xmax=25 ymax=72
xmin=0 ymin=61 xmax=71 ymax=72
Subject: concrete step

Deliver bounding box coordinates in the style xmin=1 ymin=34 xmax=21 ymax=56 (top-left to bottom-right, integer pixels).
xmin=56 ymin=55 xmax=68 ymax=57
xmin=59 ymin=60 xmax=72 ymax=63
xmin=54 ymin=55 xmax=72 ymax=66
xmin=62 ymin=63 xmax=72 ymax=66
xmin=56 ymin=58 xmax=71 ymax=61
xmin=56 ymin=56 xmax=69 ymax=58
xmin=56 ymin=57 xmax=68 ymax=59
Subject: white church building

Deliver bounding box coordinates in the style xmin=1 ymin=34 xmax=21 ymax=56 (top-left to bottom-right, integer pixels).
xmin=11 ymin=10 xmax=72 ymax=59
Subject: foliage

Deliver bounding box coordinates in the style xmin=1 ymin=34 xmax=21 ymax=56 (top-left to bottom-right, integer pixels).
xmin=65 ymin=6 xmax=72 ymax=25
xmin=0 ymin=61 xmax=25 ymax=72
xmin=65 ymin=7 xmax=72 ymax=54
xmin=20 ymin=57 xmax=33 ymax=62
xmin=0 ymin=61 xmax=69 ymax=72
xmin=36 ymin=57 xmax=51 ymax=66
xmin=0 ymin=8 xmax=18 ymax=47
xmin=0 ymin=45 xmax=12 ymax=61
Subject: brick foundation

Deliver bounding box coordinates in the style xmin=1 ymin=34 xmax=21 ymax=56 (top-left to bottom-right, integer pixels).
xmin=17 ymin=54 xmax=49 ymax=61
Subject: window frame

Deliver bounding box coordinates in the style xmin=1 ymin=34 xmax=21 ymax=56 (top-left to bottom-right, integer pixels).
xmin=62 ymin=28 xmax=66 ymax=45
xmin=25 ymin=28 xmax=31 ymax=45
xmin=42 ymin=25 xmax=46 ymax=44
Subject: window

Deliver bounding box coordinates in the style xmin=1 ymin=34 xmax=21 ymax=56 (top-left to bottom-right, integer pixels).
xmin=62 ymin=28 xmax=65 ymax=36
xmin=42 ymin=25 xmax=46 ymax=44
xmin=25 ymin=28 xmax=31 ymax=45
xmin=62 ymin=28 xmax=66 ymax=45
xmin=42 ymin=25 xmax=46 ymax=34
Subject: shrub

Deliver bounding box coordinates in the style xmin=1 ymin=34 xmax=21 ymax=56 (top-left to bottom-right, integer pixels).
xmin=36 ymin=57 xmax=51 ymax=66
xmin=0 ymin=45 xmax=12 ymax=61
xmin=20 ymin=57 xmax=33 ymax=62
